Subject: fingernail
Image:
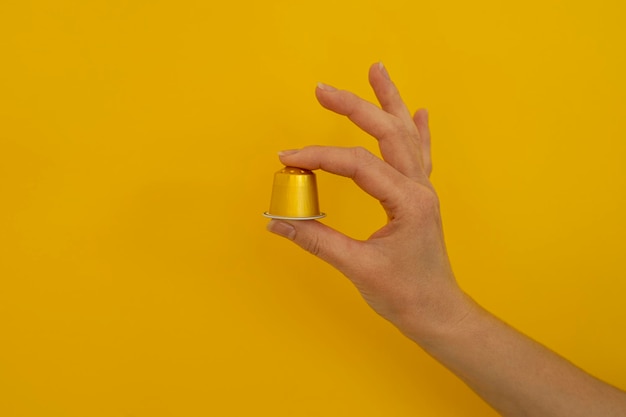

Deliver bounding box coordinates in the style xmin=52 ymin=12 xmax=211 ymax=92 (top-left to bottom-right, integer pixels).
xmin=317 ymin=82 xmax=338 ymax=92
xmin=378 ymin=61 xmax=390 ymax=80
xmin=267 ymin=220 xmax=296 ymax=240
xmin=278 ymin=149 xmax=300 ymax=157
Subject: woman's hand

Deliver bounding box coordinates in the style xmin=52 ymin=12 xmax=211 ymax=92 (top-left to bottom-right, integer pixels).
xmin=267 ymin=62 xmax=471 ymax=340
xmin=267 ymin=63 xmax=626 ymax=417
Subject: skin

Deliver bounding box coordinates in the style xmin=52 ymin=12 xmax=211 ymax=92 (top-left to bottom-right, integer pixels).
xmin=266 ymin=62 xmax=626 ymax=417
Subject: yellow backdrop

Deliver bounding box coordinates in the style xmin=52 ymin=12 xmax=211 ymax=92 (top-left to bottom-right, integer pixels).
xmin=1 ymin=0 xmax=625 ymax=416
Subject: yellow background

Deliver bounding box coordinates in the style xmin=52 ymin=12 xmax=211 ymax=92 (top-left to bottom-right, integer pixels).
xmin=1 ymin=0 xmax=625 ymax=415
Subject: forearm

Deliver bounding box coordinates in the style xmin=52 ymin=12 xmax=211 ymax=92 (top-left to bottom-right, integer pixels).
xmin=404 ymin=293 xmax=626 ymax=417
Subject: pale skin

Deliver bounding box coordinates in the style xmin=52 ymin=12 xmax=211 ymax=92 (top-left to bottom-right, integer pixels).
xmin=266 ymin=62 xmax=626 ymax=417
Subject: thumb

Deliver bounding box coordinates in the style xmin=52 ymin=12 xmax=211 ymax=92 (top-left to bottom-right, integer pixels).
xmin=266 ymin=219 xmax=359 ymax=272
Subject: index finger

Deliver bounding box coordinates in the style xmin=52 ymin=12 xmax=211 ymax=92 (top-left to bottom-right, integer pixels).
xmin=278 ymin=146 xmax=409 ymax=212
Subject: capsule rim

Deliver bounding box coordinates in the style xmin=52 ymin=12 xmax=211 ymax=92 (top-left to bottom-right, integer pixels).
xmin=262 ymin=212 xmax=326 ymax=221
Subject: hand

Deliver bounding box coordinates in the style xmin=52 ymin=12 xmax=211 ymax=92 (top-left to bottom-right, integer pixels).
xmin=267 ymin=63 xmax=470 ymax=340
xmin=267 ymin=63 xmax=626 ymax=417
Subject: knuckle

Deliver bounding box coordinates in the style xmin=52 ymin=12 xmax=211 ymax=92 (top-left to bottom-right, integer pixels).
xmin=407 ymin=186 xmax=441 ymax=222
xmin=351 ymin=146 xmax=374 ymax=162
xmin=421 ymin=187 xmax=440 ymax=209
xmin=391 ymin=118 xmax=408 ymax=135
xmin=379 ymin=118 xmax=409 ymax=143
xmin=302 ymin=235 xmax=323 ymax=257
xmin=390 ymin=117 xmax=406 ymax=132
xmin=350 ymin=146 xmax=378 ymax=177
xmin=342 ymin=92 xmax=359 ymax=117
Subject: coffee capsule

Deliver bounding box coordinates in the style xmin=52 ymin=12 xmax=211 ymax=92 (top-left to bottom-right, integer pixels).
xmin=263 ymin=166 xmax=325 ymax=220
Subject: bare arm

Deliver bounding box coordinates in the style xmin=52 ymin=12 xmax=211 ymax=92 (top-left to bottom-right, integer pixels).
xmin=266 ymin=62 xmax=626 ymax=416
xmin=414 ymin=296 xmax=626 ymax=416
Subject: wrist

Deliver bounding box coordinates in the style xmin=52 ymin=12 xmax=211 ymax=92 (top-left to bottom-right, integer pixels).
xmin=394 ymin=285 xmax=479 ymax=348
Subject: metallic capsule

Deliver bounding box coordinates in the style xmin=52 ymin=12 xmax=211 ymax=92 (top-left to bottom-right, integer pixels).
xmin=263 ymin=166 xmax=325 ymax=220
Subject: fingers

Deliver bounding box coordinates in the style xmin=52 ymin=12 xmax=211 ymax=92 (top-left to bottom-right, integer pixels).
xmin=368 ymin=62 xmax=412 ymax=121
xmin=315 ymin=83 xmax=398 ymax=141
xmin=266 ymin=219 xmax=360 ymax=272
xmin=279 ymin=146 xmax=408 ymax=211
xmin=316 ymin=64 xmax=426 ymax=180
xmin=413 ymin=109 xmax=432 ymax=177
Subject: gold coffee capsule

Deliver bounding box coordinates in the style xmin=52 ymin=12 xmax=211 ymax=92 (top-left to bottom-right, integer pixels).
xmin=263 ymin=166 xmax=326 ymax=220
